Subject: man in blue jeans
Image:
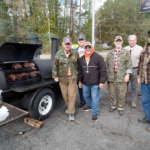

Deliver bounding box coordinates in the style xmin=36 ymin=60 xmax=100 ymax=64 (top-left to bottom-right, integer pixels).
xmin=137 ymin=30 xmax=150 ymax=124
xmin=76 ymin=34 xmax=86 ymax=108
xmin=78 ymin=42 xmax=107 ymax=122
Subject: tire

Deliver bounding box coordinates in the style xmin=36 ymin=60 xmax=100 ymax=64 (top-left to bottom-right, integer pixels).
xmin=29 ymin=88 xmax=56 ymax=120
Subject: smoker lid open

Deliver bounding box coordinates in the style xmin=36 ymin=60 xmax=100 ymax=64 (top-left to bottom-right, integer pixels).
xmin=0 ymin=42 xmax=42 ymax=63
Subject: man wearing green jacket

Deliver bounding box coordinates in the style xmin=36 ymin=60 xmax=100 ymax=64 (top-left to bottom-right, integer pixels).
xmin=52 ymin=37 xmax=79 ymax=121
xmin=106 ymin=36 xmax=132 ymax=115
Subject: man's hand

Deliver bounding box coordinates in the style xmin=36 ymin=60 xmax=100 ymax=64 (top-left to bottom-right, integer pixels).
xmin=54 ymin=77 xmax=59 ymax=82
xmin=124 ymin=74 xmax=130 ymax=83
xmin=99 ymin=83 xmax=104 ymax=89
xmin=137 ymin=78 xmax=141 ymax=84
xmin=78 ymin=81 xmax=82 ymax=88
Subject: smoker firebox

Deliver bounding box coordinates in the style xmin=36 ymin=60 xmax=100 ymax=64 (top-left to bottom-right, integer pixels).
xmin=0 ymin=37 xmax=60 ymax=121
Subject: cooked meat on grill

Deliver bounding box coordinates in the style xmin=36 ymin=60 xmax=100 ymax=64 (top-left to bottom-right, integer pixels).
xmin=7 ymin=74 xmax=17 ymax=81
xmin=16 ymin=74 xmax=22 ymax=80
xmin=24 ymin=62 xmax=36 ymax=70
xmin=29 ymin=71 xmax=40 ymax=78
xmin=12 ymin=63 xmax=22 ymax=70
xmin=20 ymin=73 xmax=29 ymax=79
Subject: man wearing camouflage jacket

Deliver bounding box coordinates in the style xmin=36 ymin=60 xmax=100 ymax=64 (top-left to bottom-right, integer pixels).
xmin=106 ymin=36 xmax=132 ymax=115
xmin=52 ymin=37 xmax=79 ymax=121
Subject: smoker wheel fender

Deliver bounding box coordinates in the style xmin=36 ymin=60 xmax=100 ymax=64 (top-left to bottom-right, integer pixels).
xmin=28 ymin=88 xmax=56 ymax=120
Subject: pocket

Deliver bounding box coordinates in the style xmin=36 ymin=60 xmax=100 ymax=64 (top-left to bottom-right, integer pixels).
xmin=59 ymin=59 xmax=67 ymax=65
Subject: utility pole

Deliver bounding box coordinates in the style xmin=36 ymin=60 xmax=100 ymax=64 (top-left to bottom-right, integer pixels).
xmin=92 ymin=0 xmax=95 ymax=47
xmin=79 ymin=0 xmax=81 ymax=33
xmin=71 ymin=0 xmax=74 ymax=43
xmin=99 ymin=9 xmax=102 ymax=50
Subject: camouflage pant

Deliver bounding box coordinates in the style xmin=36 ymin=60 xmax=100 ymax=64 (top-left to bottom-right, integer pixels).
xmin=108 ymin=74 xmax=127 ymax=110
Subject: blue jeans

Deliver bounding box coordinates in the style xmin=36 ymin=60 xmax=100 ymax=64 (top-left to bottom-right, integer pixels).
xmin=82 ymin=84 xmax=100 ymax=115
xmin=78 ymin=87 xmax=86 ymax=104
xmin=141 ymin=83 xmax=150 ymax=121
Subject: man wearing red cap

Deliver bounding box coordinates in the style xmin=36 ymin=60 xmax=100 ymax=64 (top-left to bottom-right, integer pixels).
xmin=52 ymin=37 xmax=79 ymax=121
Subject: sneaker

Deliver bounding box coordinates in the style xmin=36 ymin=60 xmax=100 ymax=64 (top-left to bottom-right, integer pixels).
xmin=65 ymin=109 xmax=68 ymax=114
xmin=92 ymin=115 xmax=97 ymax=122
xmin=118 ymin=110 xmax=124 ymax=115
xmin=138 ymin=118 xmax=150 ymax=124
xmin=69 ymin=114 xmax=75 ymax=121
xmin=131 ymin=101 xmax=136 ymax=108
xmin=83 ymin=106 xmax=92 ymax=112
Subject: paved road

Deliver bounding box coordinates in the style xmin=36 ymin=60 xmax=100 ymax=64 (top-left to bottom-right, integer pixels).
xmin=0 ymin=83 xmax=150 ymax=150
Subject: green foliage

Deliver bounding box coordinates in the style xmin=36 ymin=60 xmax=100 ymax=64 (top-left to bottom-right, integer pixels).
xmin=95 ymin=0 xmax=149 ymax=47
xmin=0 ymin=0 xmax=150 ymax=51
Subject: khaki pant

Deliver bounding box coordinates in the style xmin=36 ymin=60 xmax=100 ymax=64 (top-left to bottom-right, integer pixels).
xmin=59 ymin=76 xmax=76 ymax=114
xmin=108 ymin=73 xmax=127 ymax=110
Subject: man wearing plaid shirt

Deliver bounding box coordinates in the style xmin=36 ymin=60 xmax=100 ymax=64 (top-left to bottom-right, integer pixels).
xmin=138 ymin=30 xmax=150 ymax=124
xmin=106 ymin=36 xmax=132 ymax=115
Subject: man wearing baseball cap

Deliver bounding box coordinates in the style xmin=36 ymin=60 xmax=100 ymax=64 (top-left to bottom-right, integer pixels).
xmin=138 ymin=30 xmax=150 ymax=124
xmin=52 ymin=37 xmax=79 ymax=121
xmin=76 ymin=34 xmax=86 ymax=108
xmin=78 ymin=41 xmax=107 ymax=122
xmin=106 ymin=36 xmax=132 ymax=115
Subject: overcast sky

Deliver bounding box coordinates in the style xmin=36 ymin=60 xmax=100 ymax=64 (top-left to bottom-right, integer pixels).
xmin=76 ymin=0 xmax=107 ymax=10
xmin=95 ymin=0 xmax=107 ymax=10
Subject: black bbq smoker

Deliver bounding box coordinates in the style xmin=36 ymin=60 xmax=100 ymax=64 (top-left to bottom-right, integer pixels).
xmin=0 ymin=37 xmax=60 ymax=126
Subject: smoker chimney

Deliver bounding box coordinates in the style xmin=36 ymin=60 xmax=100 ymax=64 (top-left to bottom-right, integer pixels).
xmin=51 ymin=37 xmax=59 ymax=60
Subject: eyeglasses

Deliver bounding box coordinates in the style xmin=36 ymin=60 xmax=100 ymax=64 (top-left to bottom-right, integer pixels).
xmin=65 ymin=43 xmax=71 ymax=45
xmin=85 ymin=46 xmax=91 ymax=49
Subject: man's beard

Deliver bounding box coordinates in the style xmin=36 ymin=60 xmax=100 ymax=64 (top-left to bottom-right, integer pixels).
xmin=86 ymin=51 xmax=91 ymax=55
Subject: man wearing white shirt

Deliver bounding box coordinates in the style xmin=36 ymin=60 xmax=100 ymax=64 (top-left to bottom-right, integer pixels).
xmin=124 ymin=35 xmax=143 ymax=108
xmin=76 ymin=34 xmax=86 ymax=108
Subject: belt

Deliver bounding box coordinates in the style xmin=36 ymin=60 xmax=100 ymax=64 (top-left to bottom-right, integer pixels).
xmin=133 ymin=67 xmax=138 ymax=69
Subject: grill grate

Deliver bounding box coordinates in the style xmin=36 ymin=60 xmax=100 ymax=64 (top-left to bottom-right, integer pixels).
xmin=0 ymin=102 xmax=28 ymax=126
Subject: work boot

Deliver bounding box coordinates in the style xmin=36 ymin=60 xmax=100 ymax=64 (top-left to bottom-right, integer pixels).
xmin=138 ymin=118 xmax=150 ymax=124
xmin=118 ymin=110 xmax=124 ymax=115
xmin=131 ymin=101 xmax=136 ymax=108
xmin=109 ymin=107 xmax=116 ymax=112
xmin=78 ymin=102 xmax=86 ymax=108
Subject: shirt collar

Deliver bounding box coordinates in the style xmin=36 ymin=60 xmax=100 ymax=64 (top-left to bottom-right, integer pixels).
xmin=115 ymin=48 xmax=121 ymax=52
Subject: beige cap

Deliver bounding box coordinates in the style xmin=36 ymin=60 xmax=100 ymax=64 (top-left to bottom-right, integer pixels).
xmin=84 ymin=41 xmax=92 ymax=48
xmin=114 ymin=36 xmax=123 ymax=42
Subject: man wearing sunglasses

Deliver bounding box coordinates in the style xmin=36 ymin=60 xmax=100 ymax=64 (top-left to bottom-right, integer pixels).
xmin=78 ymin=41 xmax=107 ymax=122
xmin=52 ymin=37 xmax=79 ymax=121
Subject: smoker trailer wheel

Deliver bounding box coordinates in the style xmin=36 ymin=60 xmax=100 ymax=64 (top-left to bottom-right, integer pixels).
xmin=29 ymin=88 xmax=56 ymax=120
